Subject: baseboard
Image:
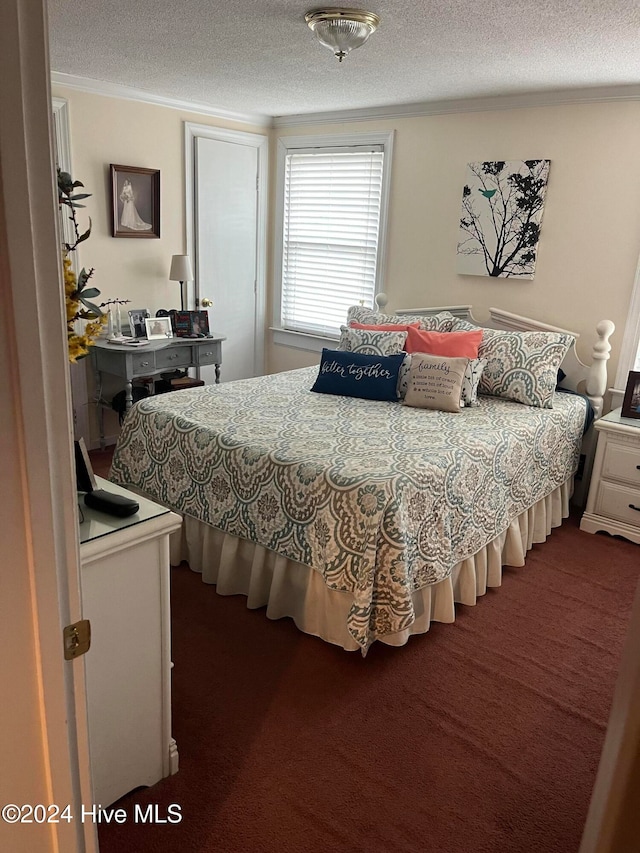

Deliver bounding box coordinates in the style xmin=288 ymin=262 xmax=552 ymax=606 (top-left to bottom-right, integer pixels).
xmin=580 ymin=513 xmax=640 ymax=544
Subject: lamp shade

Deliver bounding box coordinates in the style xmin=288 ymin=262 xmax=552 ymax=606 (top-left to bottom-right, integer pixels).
xmin=169 ymin=254 xmax=194 ymax=282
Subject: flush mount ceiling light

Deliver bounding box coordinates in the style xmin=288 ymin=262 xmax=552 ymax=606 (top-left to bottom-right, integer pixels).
xmin=305 ymin=8 xmax=380 ymax=62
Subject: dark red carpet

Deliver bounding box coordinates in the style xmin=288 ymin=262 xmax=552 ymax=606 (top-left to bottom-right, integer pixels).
xmin=93 ymin=444 xmax=637 ymax=853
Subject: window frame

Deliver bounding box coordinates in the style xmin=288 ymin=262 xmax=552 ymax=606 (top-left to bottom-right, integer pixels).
xmin=272 ymin=131 xmax=394 ymax=352
xmin=612 ymin=251 xmax=640 ymax=408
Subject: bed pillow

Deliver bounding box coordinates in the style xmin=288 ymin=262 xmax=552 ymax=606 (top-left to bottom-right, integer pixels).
xmin=404 ymin=326 xmax=483 ymax=357
xmin=338 ymin=326 xmax=407 ymax=355
xmin=475 ymin=329 xmax=575 ymax=408
xmin=346 ymin=305 xmax=457 ymax=332
xmin=397 ymin=355 xmax=485 ymax=406
xmin=460 ymin=359 xmax=487 ymax=407
xmin=449 ymin=318 xmax=481 ymax=332
xmin=403 ymin=353 xmax=468 ymax=413
xmin=397 ymin=354 xmax=412 ymax=399
xmin=349 ymin=321 xmax=420 ymax=332
xmin=311 ymin=349 xmax=405 ymax=402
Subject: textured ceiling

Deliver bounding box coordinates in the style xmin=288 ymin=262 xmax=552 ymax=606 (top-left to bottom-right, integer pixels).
xmin=48 ymin=0 xmax=640 ymax=118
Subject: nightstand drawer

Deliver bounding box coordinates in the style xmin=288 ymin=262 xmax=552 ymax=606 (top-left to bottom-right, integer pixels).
xmin=602 ymin=442 xmax=640 ymax=487
xmin=197 ymin=343 xmax=222 ymax=366
xmin=596 ymin=481 xmax=640 ymax=528
xmin=155 ymin=346 xmax=191 ymax=370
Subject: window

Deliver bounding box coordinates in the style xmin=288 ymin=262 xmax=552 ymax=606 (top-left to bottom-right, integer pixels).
xmin=274 ymin=132 xmax=393 ymax=348
xmin=613 ymin=254 xmax=640 ymax=400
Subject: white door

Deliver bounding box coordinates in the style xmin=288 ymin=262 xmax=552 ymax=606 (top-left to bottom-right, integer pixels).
xmin=195 ymin=136 xmax=259 ymax=383
xmin=3 ymin=2 xmax=95 ymax=851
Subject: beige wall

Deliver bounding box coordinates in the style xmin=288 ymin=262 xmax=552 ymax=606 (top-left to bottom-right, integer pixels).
xmin=54 ymin=88 xmax=640 ymax=397
xmin=52 ymin=85 xmax=267 ymax=313
xmin=268 ymin=102 xmax=640 ymax=382
xmin=52 ymin=85 xmax=267 ymax=441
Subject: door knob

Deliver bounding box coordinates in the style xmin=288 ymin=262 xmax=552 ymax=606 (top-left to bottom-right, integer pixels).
xmin=201 ymin=297 xmax=213 ymax=308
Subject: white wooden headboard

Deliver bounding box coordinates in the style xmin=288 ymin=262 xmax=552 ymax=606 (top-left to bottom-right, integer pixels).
xmin=375 ymin=295 xmax=615 ymax=419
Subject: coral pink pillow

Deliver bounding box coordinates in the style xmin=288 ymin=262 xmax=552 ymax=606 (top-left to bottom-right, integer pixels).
xmin=405 ymin=326 xmax=483 ymax=357
xmin=350 ymin=321 xmax=421 ymax=332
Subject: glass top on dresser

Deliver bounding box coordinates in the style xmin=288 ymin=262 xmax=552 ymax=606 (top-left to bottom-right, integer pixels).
xmin=79 ymin=477 xmax=171 ymax=544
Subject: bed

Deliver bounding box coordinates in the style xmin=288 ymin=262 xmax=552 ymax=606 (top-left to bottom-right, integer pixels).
xmin=109 ymin=302 xmax=614 ymax=653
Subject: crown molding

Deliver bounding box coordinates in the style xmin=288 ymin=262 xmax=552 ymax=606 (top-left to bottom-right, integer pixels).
xmin=50 ymin=73 xmax=640 ymax=130
xmin=50 ymin=72 xmax=273 ymax=128
xmin=273 ymin=84 xmax=640 ymax=127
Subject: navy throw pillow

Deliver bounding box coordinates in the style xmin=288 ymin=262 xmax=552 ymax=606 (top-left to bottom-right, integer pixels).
xmin=311 ymin=349 xmax=404 ymax=402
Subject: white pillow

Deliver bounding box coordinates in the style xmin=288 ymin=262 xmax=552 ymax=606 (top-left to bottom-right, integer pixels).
xmin=461 ymin=358 xmax=486 ymax=407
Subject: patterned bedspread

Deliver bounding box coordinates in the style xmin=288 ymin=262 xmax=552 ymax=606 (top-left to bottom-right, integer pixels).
xmin=110 ymin=366 xmax=587 ymax=650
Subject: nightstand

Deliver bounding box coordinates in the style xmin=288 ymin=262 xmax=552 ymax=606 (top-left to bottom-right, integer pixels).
xmin=580 ymin=408 xmax=640 ymax=544
xmin=79 ymin=478 xmax=182 ymax=806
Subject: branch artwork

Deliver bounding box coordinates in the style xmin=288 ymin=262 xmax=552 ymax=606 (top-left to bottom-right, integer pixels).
xmin=457 ymin=159 xmax=551 ymax=279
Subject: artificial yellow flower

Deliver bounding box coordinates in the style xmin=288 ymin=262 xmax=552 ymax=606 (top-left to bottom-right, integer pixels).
xmin=58 ymin=172 xmax=107 ymax=363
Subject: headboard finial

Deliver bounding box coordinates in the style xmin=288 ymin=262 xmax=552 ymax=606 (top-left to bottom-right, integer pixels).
xmin=375 ymin=292 xmax=388 ymax=310
xmin=586 ymin=319 xmax=615 ymax=419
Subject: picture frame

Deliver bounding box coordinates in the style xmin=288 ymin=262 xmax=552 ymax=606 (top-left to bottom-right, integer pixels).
xmin=128 ymin=308 xmax=150 ymax=338
xmin=111 ymin=164 xmax=160 ymax=238
xmin=621 ymin=371 xmax=640 ymax=420
xmin=173 ymin=310 xmax=210 ymax=338
xmin=145 ymin=316 xmax=173 ymax=340
xmin=74 ymin=437 xmax=97 ymax=493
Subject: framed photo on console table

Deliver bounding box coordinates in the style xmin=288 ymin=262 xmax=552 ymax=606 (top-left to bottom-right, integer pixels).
xmin=621 ymin=371 xmax=640 ymax=419
xmin=173 ymin=310 xmax=210 ymax=337
xmin=145 ymin=316 xmax=173 ymax=340
xmin=128 ymin=308 xmax=150 ymax=338
xmin=111 ymin=164 xmax=160 ymax=238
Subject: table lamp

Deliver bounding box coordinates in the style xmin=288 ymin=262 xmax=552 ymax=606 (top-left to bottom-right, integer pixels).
xmin=169 ymin=254 xmax=194 ymax=311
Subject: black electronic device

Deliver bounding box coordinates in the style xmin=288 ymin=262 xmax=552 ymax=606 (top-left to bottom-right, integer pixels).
xmin=84 ymin=489 xmax=139 ymax=518
xmin=75 ymin=436 xmax=139 ymax=517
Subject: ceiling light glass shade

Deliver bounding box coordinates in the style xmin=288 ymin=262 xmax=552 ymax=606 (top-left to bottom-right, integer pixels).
xmin=305 ymin=9 xmax=380 ymax=62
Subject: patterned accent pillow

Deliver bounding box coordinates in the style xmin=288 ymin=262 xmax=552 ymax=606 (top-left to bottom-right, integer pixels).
xmin=398 ymin=356 xmax=485 ymax=406
xmin=397 ymin=354 xmax=412 ymax=399
xmin=449 ymin=318 xmax=481 ymax=332
xmin=311 ymin=349 xmax=405 ymax=402
xmin=475 ymin=329 xmax=575 ymax=408
xmin=403 ymin=353 xmax=467 ymax=413
xmin=461 ymin=358 xmax=486 ymax=407
xmin=346 ymin=305 xmax=457 ymax=332
xmin=339 ymin=326 xmax=407 ymax=355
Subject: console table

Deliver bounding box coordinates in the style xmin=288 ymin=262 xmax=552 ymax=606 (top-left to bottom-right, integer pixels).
xmin=92 ymin=334 xmax=225 ymax=448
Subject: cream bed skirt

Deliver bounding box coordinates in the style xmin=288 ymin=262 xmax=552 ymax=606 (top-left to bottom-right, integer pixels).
xmin=169 ymin=478 xmax=572 ymax=651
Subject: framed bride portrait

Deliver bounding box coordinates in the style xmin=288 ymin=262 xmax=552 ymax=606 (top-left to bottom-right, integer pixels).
xmin=110 ymin=164 xmax=160 ymax=238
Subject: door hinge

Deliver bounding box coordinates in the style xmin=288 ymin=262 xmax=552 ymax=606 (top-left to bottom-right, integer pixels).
xmin=63 ymin=619 xmax=91 ymax=660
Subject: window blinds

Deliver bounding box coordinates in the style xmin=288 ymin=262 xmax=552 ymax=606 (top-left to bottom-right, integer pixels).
xmin=281 ymin=147 xmax=384 ymax=336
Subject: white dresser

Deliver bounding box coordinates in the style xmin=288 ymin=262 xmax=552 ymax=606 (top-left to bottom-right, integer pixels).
xmin=580 ymin=409 xmax=640 ymax=544
xmin=79 ymin=478 xmax=182 ymax=806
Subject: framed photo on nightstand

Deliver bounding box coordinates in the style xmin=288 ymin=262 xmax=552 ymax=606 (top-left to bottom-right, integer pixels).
xmin=621 ymin=371 xmax=640 ymax=419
